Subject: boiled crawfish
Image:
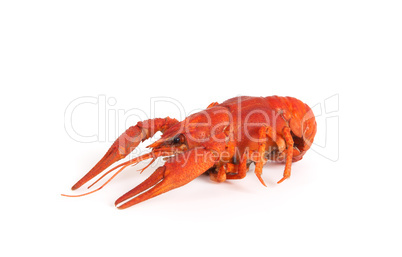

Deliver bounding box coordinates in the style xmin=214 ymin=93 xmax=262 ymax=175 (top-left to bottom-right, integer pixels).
xmin=64 ymin=96 xmax=317 ymax=209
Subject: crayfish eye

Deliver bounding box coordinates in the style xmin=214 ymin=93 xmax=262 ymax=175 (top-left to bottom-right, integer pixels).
xmin=172 ymin=134 xmax=185 ymax=144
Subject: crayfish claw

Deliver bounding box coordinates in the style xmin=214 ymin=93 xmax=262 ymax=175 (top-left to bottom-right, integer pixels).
xmin=115 ymin=148 xmax=216 ymax=209
xmin=71 ymin=117 xmax=178 ymax=190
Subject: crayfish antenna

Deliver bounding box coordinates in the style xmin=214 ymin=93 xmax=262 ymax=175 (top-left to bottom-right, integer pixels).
xmin=137 ymin=158 xmax=157 ymax=174
xmin=62 ymin=152 xmax=166 ymax=198
xmin=62 ymin=164 xmax=129 ymax=198
xmin=87 ymin=152 xmax=156 ymax=189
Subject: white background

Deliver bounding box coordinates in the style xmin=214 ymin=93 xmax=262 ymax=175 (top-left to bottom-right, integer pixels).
xmin=1 ymin=1 xmax=401 ymax=256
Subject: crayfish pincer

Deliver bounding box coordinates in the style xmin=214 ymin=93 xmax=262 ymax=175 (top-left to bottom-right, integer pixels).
xmin=63 ymin=96 xmax=317 ymax=209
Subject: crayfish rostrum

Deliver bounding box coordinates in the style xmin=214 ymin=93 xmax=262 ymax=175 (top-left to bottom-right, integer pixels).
xmin=64 ymin=96 xmax=317 ymax=209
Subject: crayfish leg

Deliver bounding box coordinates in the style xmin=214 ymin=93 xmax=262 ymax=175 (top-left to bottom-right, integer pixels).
xmin=225 ymin=151 xmax=249 ymax=180
xmin=208 ymin=150 xmax=249 ymax=182
xmin=277 ymin=127 xmax=294 ymax=184
xmin=206 ymin=102 xmax=219 ymax=109
xmin=209 ymin=165 xmax=227 ymax=183
xmin=253 ymin=126 xmax=272 ymax=187
xmin=254 ymin=125 xmax=291 ymax=186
